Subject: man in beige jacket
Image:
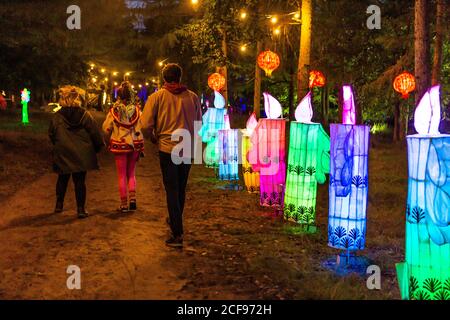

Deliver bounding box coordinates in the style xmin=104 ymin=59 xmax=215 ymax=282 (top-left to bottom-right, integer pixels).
xmin=141 ymin=63 xmax=202 ymax=247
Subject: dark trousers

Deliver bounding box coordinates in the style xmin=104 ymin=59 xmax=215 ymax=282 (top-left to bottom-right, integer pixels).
xmin=159 ymin=152 xmax=192 ymax=238
xmin=56 ymin=172 xmax=87 ymax=208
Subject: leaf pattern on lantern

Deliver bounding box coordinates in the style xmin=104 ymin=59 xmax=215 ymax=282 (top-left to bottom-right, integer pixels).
xmin=328 ymin=227 xmax=365 ymax=250
xmin=334 ymin=226 xmax=347 ymax=238
xmin=409 ymin=206 xmax=426 ymax=224
xmin=351 ymin=176 xmax=367 ymax=188
xmin=408 ymin=277 xmax=450 ymax=300
xmin=414 ymin=290 xmax=431 ymax=300
xmin=423 ymin=278 xmax=442 ymax=293
xmin=329 ymin=174 xmax=335 ymax=186
xmin=306 ymin=166 xmax=316 ymax=176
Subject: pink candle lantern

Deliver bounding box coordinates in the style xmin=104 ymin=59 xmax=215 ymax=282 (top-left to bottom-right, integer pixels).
xmin=249 ymin=93 xmax=286 ymax=208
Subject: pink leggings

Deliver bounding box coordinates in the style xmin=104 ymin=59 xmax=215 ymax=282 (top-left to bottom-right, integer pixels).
xmin=114 ymin=151 xmax=140 ymax=205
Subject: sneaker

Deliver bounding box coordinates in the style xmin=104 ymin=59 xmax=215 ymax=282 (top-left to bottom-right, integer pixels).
xmin=77 ymin=207 xmax=89 ymax=219
xmin=165 ymin=235 xmax=183 ymax=248
xmin=54 ymin=201 xmax=64 ymax=213
xmin=119 ymin=205 xmax=128 ymax=213
xmin=129 ymin=200 xmax=137 ymax=211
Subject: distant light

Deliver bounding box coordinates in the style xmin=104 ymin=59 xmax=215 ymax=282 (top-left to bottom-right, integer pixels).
xmin=104 ymin=77 xmax=108 ymax=81
xmin=294 ymin=12 xmax=300 ymax=19
xmin=271 ymin=16 xmax=278 ymax=24
xmin=125 ymin=72 xmax=131 ymax=76
xmin=114 ymin=82 xmax=118 ymax=86
xmin=113 ymin=71 xmax=118 ymax=76
xmin=92 ymin=78 xmax=97 ymax=83
xmin=240 ymin=45 xmax=247 ymax=52
xmin=240 ymin=12 xmax=247 ymax=20
xmin=152 ymin=79 xmax=156 ymax=83
xmin=101 ymin=68 xmax=106 ymax=73
xmin=158 ymin=61 xmax=164 ymax=67
xmin=145 ymin=82 xmax=149 ymax=86
xmin=90 ymin=63 xmax=95 ymax=68
xmin=139 ymin=84 xmax=142 ymax=88
xmin=191 ymin=0 xmax=198 ymax=5
xmin=274 ymin=28 xmax=281 ymax=35
xmin=131 ymin=85 xmax=135 ymax=89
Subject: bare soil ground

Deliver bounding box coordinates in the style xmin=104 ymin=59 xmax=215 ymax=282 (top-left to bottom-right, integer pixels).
xmin=0 ymin=109 xmax=406 ymax=299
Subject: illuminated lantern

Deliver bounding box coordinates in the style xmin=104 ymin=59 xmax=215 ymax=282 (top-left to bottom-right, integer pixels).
xmin=21 ymin=88 xmax=30 ymax=124
xmin=208 ymin=73 xmax=226 ymax=92
xmin=393 ymin=71 xmax=416 ymax=99
xmin=242 ymin=113 xmax=260 ymax=193
xmin=249 ymin=93 xmax=286 ymax=207
xmin=257 ymin=50 xmax=280 ymax=77
xmin=284 ymin=92 xmax=330 ymax=227
xmin=198 ymin=91 xmax=228 ymax=168
xmin=328 ymin=86 xmax=370 ymax=252
xmin=309 ymin=70 xmax=326 ymax=89
xmin=218 ymin=115 xmax=239 ymax=181
xmin=396 ymin=85 xmax=450 ymax=300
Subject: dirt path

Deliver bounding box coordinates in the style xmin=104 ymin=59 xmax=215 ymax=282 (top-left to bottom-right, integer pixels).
xmin=0 ymin=144 xmax=196 ymax=299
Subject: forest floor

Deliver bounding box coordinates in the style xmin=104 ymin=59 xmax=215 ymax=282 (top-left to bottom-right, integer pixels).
xmin=0 ymin=109 xmax=406 ymax=299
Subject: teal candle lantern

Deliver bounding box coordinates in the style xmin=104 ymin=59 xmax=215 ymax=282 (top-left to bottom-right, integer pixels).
xmin=397 ymin=85 xmax=450 ymax=300
xmin=199 ymin=91 xmax=227 ymax=168
xmin=284 ymin=92 xmax=330 ymax=225
xmin=328 ymin=86 xmax=370 ymax=251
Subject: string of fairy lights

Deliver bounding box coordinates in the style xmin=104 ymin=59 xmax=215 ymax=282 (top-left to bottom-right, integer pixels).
xmin=87 ymin=62 xmax=165 ymax=89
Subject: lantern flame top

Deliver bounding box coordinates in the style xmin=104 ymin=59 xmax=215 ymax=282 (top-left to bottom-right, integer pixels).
xmin=214 ymin=91 xmax=226 ymax=109
xmin=246 ymin=112 xmax=258 ymax=135
xmin=263 ymin=92 xmax=282 ymax=119
xmin=414 ymin=85 xmax=441 ymax=135
xmin=342 ymin=86 xmax=356 ymax=125
xmin=295 ymin=91 xmax=313 ymax=123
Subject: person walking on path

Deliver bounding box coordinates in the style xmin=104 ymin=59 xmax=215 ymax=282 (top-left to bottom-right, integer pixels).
xmin=141 ymin=63 xmax=202 ymax=247
xmin=49 ymin=86 xmax=104 ymax=219
xmin=103 ymin=82 xmax=144 ymax=213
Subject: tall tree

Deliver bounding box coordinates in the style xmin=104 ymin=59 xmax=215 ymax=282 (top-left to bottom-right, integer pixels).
xmin=297 ymin=0 xmax=312 ymax=102
xmin=431 ymin=0 xmax=446 ymax=85
xmin=414 ymin=0 xmax=431 ymax=104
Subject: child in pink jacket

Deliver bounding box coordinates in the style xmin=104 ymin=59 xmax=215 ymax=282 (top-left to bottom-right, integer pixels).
xmin=103 ymin=82 xmax=144 ymax=212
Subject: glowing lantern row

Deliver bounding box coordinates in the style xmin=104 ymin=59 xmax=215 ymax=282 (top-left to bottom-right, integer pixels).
xmin=249 ymin=93 xmax=286 ymax=207
xmin=21 ymin=88 xmax=30 ymax=124
xmin=309 ymin=70 xmax=326 ymax=89
xmin=242 ymin=113 xmax=260 ymax=193
xmin=284 ymin=92 xmax=330 ymax=227
xmin=328 ymin=86 xmax=370 ymax=252
xmin=208 ymin=73 xmax=226 ymax=92
xmin=218 ymin=115 xmax=240 ymax=181
xmin=257 ymin=50 xmax=280 ymax=77
xmin=397 ymin=85 xmax=450 ymax=300
xmin=393 ymin=71 xmax=416 ymax=99
xmin=198 ymin=91 xmax=227 ymax=169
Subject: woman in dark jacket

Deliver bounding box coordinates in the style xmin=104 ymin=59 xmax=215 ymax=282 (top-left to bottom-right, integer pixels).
xmin=49 ymin=86 xmax=104 ymax=218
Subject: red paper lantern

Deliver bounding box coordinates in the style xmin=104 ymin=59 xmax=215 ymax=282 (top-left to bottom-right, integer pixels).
xmin=257 ymin=50 xmax=280 ymax=77
xmin=393 ymin=72 xmax=416 ymax=99
xmin=208 ymin=73 xmax=226 ymax=92
xmin=309 ymin=70 xmax=326 ymax=89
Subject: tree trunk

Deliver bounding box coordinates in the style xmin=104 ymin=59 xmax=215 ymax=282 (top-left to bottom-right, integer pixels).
xmin=414 ymin=0 xmax=431 ymax=105
xmin=321 ymin=84 xmax=329 ymax=128
xmin=219 ymin=29 xmax=229 ymax=106
xmin=393 ymin=100 xmax=401 ymax=142
xmin=254 ymin=40 xmax=262 ymax=118
xmin=297 ymin=0 xmax=312 ymax=102
xmin=431 ymin=0 xmax=445 ymax=85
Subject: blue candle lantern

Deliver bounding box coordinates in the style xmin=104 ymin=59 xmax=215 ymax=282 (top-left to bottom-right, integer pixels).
xmin=397 ymin=85 xmax=450 ymax=300
xmin=328 ymin=86 xmax=370 ymax=251
xmin=218 ymin=115 xmax=239 ymax=181
xmin=284 ymin=92 xmax=330 ymax=226
xmin=199 ymin=91 xmax=227 ymax=168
